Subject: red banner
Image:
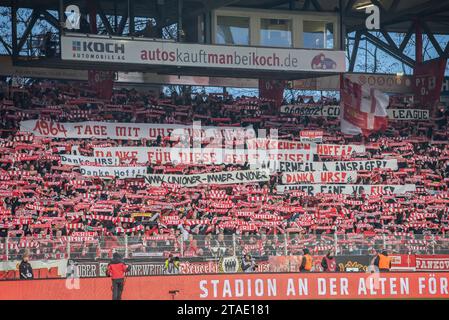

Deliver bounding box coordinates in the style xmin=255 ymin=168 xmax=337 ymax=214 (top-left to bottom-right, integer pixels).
xmin=300 ymin=130 xmax=323 ymax=143
xmin=390 ymin=254 xmax=417 ymax=271
xmin=88 ymin=70 xmax=114 ymax=100
xmin=259 ymin=79 xmax=285 ymax=108
xmin=413 ymin=57 xmax=447 ymax=107
xmin=1 ymin=272 xmax=449 ymax=299
xmin=415 ymin=255 xmax=449 ymax=272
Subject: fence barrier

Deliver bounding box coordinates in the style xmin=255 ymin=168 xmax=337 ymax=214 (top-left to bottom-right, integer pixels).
xmin=1 ymin=233 xmax=448 ymax=261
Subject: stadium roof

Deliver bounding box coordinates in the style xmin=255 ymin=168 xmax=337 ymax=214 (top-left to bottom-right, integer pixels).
xmin=2 ymin=0 xmax=449 ymax=34
xmin=2 ymin=0 xmax=449 ymax=78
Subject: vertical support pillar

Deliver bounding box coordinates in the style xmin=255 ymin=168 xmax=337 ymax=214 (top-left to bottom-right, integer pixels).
xmin=124 ymin=234 xmax=129 ymax=258
xmin=67 ymin=239 xmax=71 ymax=259
xmin=432 ymin=235 xmax=435 ymax=255
xmin=348 ymin=31 xmax=361 ymax=72
xmin=114 ymin=0 xmax=118 ymax=34
xmin=128 ymin=0 xmax=135 ymax=36
xmin=11 ymin=0 xmax=18 ymax=58
xmin=178 ymin=0 xmax=183 ymax=41
xmin=204 ymin=12 xmax=211 ymax=44
xmin=97 ymin=237 xmax=101 ymax=259
xmin=155 ymin=0 xmax=163 ymax=38
xmin=59 ymin=0 xmax=64 ymax=33
xmin=180 ymin=235 xmax=184 ymax=257
xmin=5 ymin=236 xmax=9 ymax=261
xmin=415 ymin=19 xmax=423 ymax=64
xmin=339 ymin=0 xmax=344 ymax=50
xmin=284 ymin=233 xmax=288 ymax=256
xmin=232 ymin=234 xmax=236 ymax=256
xmin=59 ymin=0 xmax=64 ymax=55
xmin=88 ymin=0 xmax=97 ymax=34
xmin=334 ymin=232 xmax=338 ymax=256
xmin=365 ymin=37 xmax=368 ymax=72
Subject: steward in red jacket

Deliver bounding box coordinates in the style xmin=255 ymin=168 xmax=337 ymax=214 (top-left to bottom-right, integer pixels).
xmin=107 ymin=253 xmax=129 ymax=300
xmin=321 ymin=250 xmax=337 ymax=272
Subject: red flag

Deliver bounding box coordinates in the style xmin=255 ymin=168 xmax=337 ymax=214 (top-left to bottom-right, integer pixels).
xmin=259 ymin=79 xmax=285 ymax=108
xmin=88 ymin=70 xmax=114 ymax=100
xmin=340 ymin=75 xmax=389 ymax=136
xmin=413 ymin=57 xmax=447 ymax=107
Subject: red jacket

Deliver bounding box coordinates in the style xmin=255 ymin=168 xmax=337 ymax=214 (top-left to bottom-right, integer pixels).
xmin=107 ymin=262 xmax=129 ymax=279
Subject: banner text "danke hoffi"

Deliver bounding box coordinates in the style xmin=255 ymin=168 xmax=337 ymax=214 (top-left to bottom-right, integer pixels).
xmin=140 ymin=48 xmax=299 ymax=68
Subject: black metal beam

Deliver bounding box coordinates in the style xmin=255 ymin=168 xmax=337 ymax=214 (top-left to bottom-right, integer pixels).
xmin=40 ymin=10 xmax=60 ymax=30
xmin=114 ymin=0 xmax=118 ymax=33
xmin=398 ymin=23 xmax=415 ymax=53
xmin=380 ymin=29 xmax=398 ymax=50
xmin=154 ymin=0 xmax=164 ymax=38
xmin=96 ymin=0 xmax=115 ymax=35
xmin=420 ymin=20 xmax=444 ymax=56
xmin=0 ymin=36 xmax=11 ymax=55
xmin=362 ymin=31 xmax=415 ymax=67
xmin=129 ymin=0 xmax=135 ymax=36
xmin=178 ymin=0 xmax=183 ymax=41
xmin=59 ymin=0 xmax=64 ymax=33
xmin=11 ymin=0 xmax=17 ymax=57
xmin=349 ymin=30 xmax=361 ymax=72
xmin=339 ymin=0 xmax=344 ymax=50
xmin=17 ymin=9 xmax=39 ymax=53
xmin=117 ymin=14 xmax=128 ymax=35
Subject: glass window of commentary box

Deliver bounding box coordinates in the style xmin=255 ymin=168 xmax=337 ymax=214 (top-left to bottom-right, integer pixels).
xmin=260 ymin=18 xmax=292 ymax=48
xmin=216 ymin=16 xmax=250 ymax=45
xmin=303 ymin=20 xmax=334 ymax=49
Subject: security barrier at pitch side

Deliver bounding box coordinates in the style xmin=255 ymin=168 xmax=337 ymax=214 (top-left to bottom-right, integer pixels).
xmin=0 ymin=272 xmax=448 ymax=300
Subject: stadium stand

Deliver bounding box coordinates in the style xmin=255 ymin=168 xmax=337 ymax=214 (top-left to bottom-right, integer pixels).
xmin=0 ymin=80 xmax=448 ymax=265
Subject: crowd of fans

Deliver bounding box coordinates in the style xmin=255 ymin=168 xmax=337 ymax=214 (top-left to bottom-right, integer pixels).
xmin=0 ymin=79 xmax=449 ymax=260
